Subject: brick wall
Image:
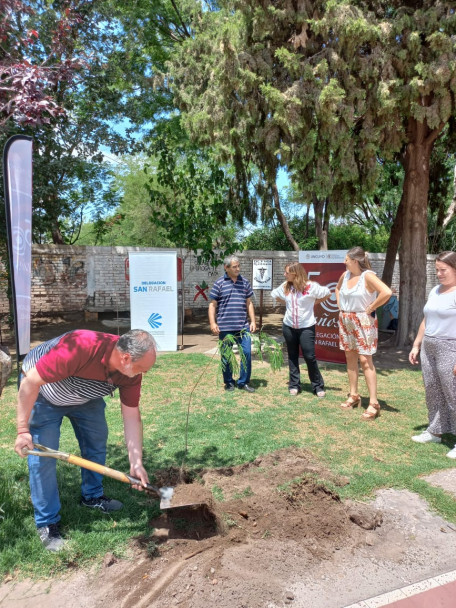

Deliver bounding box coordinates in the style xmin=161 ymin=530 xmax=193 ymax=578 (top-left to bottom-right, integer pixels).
xmin=0 ymin=245 xmax=439 ymax=321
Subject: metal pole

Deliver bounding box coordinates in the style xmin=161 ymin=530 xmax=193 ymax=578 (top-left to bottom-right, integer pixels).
xmin=259 ymin=290 xmax=264 ymax=330
xmin=179 ymin=249 xmax=185 ymax=350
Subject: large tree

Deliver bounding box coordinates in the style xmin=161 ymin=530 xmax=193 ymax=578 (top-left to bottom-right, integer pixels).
xmin=169 ymin=0 xmax=456 ymax=344
xmin=100 ymin=0 xmax=249 ymax=261
xmin=168 ymin=3 xmax=304 ymax=250
xmin=314 ymin=1 xmax=456 ymax=344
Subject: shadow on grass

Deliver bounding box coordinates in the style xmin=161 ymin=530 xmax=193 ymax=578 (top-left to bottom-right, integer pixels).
xmin=376 ymin=366 xmax=423 ymax=377
xmin=373 ymin=398 xmax=400 ymax=413
xmin=249 ymin=378 xmax=268 ymax=389
xmin=441 ymin=434 xmax=456 ymax=449
xmin=104 ymin=439 xmax=240 ymax=479
xmin=411 ymin=423 xmax=429 ymax=433
xmin=300 ymin=381 xmax=341 ymax=396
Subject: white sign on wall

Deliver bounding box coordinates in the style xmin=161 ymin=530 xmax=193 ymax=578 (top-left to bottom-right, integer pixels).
xmin=252 ymin=258 xmax=273 ymax=290
xmin=129 ymin=252 xmax=178 ymax=351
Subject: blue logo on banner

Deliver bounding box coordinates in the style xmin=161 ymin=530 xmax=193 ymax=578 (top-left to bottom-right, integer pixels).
xmin=148 ymin=313 xmax=163 ymax=329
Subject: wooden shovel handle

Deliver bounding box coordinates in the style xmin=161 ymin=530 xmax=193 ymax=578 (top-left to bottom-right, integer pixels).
xmin=67 ymin=454 xmax=132 ymax=484
xmin=23 ymin=445 xmax=160 ymax=495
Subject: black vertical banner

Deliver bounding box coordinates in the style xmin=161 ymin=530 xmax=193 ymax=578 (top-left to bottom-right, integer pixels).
xmin=3 ymin=135 xmax=33 ymax=362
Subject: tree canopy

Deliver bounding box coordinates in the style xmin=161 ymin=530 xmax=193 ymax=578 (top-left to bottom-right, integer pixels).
xmin=168 ymin=0 xmax=456 ymax=343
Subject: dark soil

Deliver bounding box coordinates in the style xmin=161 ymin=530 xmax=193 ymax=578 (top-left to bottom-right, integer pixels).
xmin=2 ymin=447 xmax=456 ymax=608
xmin=98 ymin=448 xmax=381 ymax=608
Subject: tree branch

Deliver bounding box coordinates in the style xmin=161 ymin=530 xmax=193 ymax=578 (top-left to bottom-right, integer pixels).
xmin=272 ymin=182 xmax=299 ymax=251
xmin=169 ymin=0 xmax=191 ymax=39
xmin=425 ymin=122 xmax=446 ymax=147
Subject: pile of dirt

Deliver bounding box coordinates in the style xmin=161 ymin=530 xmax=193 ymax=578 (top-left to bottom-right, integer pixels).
xmin=98 ymin=447 xmax=382 ymax=608
xmin=145 ymin=448 xmax=379 ymax=564
xmin=3 ymin=446 xmax=456 ymax=608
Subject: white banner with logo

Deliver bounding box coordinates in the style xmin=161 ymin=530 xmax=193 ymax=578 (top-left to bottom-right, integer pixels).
xmin=3 ymin=135 xmax=33 ymax=358
xmin=129 ymin=252 xmax=178 ymax=351
xmin=252 ymin=258 xmax=273 ymax=290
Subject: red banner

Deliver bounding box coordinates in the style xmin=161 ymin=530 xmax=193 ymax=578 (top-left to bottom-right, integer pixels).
xmin=299 ymin=251 xmax=347 ymax=364
xmin=3 ymin=136 xmax=33 ymax=359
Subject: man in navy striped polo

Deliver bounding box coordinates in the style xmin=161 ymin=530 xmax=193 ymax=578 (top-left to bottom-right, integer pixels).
xmin=209 ymin=255 xmax=256 ymax=392
xmin=14 ymin=329 xmax=156 ymax=551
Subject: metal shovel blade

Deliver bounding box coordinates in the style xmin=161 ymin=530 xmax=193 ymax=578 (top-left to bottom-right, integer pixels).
xmin=147 ymin=484 xmax=208 ymax=512
xmin=150 ymin=485 xmax=174 ymax=510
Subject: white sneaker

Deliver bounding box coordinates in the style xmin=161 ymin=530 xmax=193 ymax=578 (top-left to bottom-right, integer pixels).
xmin=411 ymin=431 xmax=442 ymax=444
xmin=446 ymin=446 xmax=456 ymax=459
xmin=289 ymin=388 xmax=298 ymax=396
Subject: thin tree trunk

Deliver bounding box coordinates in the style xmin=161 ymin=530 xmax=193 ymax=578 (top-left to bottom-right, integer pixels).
xmin=323 ymin=197 xmax=330 ymax=248
xmin=381 ymin=191 xmax=405 ymax=287
xmin=51 ymin=223 xmax=65 ymax=245
xmin=304 ymin=204 xmax=310 ymax=238
xmin=313 ymin=194 xmax=328 ymax=250
xmin=429 ymin=163 xmax=456 ymax=252
xmin=396 ymin=118 xmax=436 ymax=347
xmin=271 ymin=182 xmax=299 ymax=251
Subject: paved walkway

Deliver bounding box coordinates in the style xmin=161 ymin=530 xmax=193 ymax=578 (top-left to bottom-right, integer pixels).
xmin=345 ymin=570 xmax=456 ymax=607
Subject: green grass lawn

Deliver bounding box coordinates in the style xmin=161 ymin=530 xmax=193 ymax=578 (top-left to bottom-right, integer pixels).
xmin=1 ymin=352 xmax=455 ymax=578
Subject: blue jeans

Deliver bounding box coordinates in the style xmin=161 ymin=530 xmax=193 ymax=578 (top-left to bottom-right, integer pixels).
xmin=219 ymin=330 xmax=252 ymax=387
xmin=27 ymin=394 xmax=108 ymax=527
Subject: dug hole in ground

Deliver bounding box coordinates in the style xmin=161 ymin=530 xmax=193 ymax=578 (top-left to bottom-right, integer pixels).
xmin=1 ymin=314 xmax=456 ymax=608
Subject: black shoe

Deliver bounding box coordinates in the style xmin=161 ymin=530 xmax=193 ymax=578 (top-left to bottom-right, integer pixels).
xmin=225 ymin=383 xmax=236 ymax=391
xmin=37 ymin=523 xmax=65 ymax=552
xmin=238 ymin=384 xmax=255 ymax=393
xmin=80 ymin=495 xmax=123 ymax=512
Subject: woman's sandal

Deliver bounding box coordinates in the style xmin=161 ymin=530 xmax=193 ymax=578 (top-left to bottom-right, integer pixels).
xmin=340 ymin=394 xmax=361 ymax=409
xmin=361 ymin=402 xmax=380 ymax=420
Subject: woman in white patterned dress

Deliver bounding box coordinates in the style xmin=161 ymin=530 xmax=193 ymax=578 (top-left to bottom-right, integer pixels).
xmin=335 ymin=247 xmax=392 ymax=420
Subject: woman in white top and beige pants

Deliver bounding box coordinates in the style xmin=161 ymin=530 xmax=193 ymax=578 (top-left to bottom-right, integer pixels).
xmin=409 ymin=251 xmax=456 ymax=458
xmin=335 ymin=247 xmax=392 ymax=420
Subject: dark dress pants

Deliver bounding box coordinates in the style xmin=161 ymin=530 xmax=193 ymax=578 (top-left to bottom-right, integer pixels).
xmin=282 ymin=323 xmax=324 ymax=394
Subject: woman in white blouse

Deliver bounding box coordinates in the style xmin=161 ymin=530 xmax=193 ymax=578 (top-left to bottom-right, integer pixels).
xmin=271 ymin=262 xmax=330 ymax=397
xmin=335 ymin=247 xmax=392 ymax=420
xmin=409 ymin=251 xmax=456 ymax=458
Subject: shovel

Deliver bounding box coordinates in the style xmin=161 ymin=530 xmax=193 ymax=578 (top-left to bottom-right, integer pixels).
xmin=22 ymin=443 xmax=177 ymax=509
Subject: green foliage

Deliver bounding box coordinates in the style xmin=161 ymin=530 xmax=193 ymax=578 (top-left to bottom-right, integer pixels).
xmin=243 ymin=217 xmax=389 ymax=252
xmin=147 ymin=129 xmax=241 ymax=265
xmin=426 ymin=130 xmax=456 ymax=253
xmin=0 ymin=2 xmax=135 ymax=245
xmin=74 ymin=156 xmax=177 ymax=247
xmin=217 ymin=330 xmax=284 ymax=378
xmin=168 ymin=0 xmax=456 ymax=343
xmin=251 ymin=331 xmax=284 ymax=372
xmin=219 ymin=333 xmax=244 ymax=379
xmin=329 ymin=223 xmax=390 ymax=252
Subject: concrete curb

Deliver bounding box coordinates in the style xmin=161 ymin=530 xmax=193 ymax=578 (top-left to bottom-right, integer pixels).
xmin=344 ymin=569 xmax=456 ymax=607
